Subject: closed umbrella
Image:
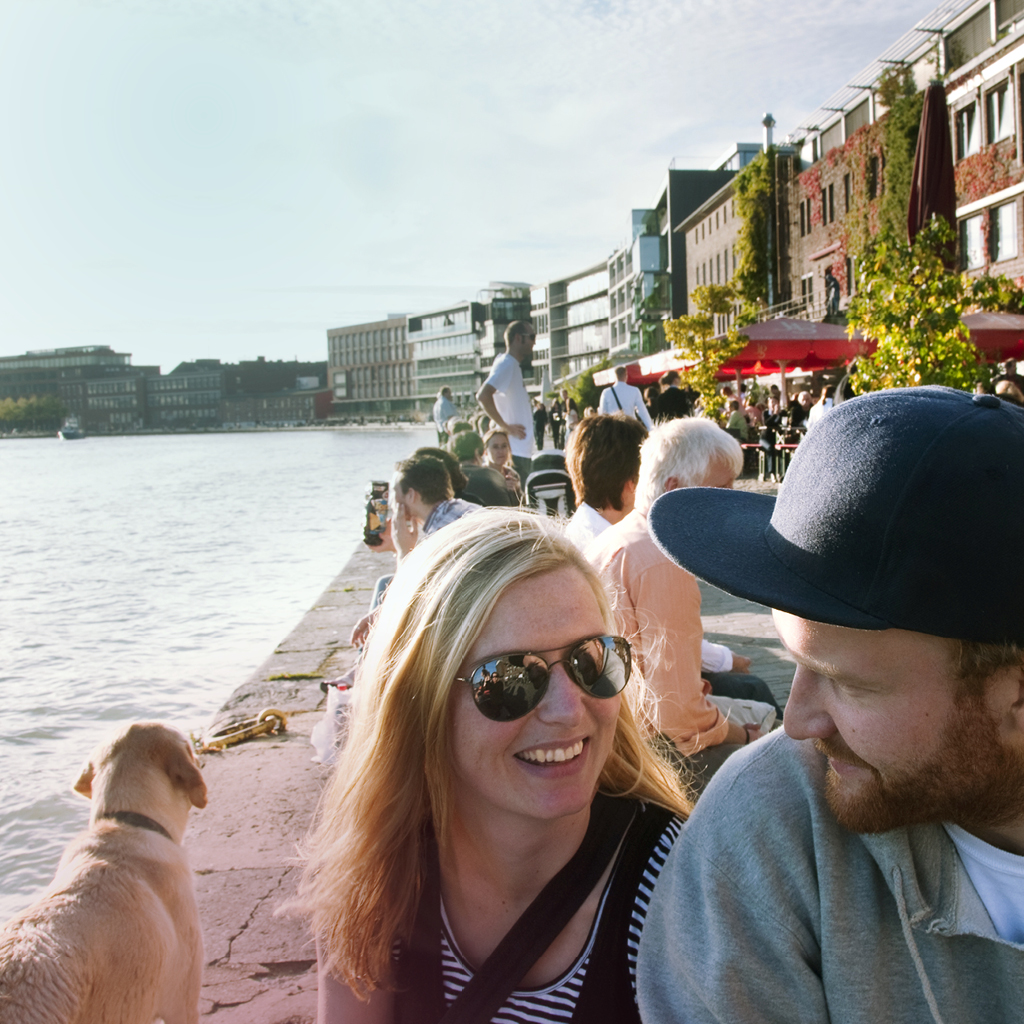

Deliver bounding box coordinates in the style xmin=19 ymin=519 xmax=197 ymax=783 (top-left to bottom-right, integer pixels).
xmin=907 ymin=80 xmax=957 ymax=263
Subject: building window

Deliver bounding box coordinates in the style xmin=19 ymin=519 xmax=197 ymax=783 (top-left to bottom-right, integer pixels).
xmin=800 ymin=273 xmax=814 ymax=306
xmin=867 ymin=156 xmax=881 ymax=199
xmin=844 ymin=173 xmax=851 ymax=213
xmin=991 ymin=202 xmax=1018 ymax=261
xmin=957 ymin=103 xmax=981 ymax=159
xmin=800 ymin=202 xmax=806 ymax=237
xmin=828 ymin=183 xmax=835 ymax=224
xmin=716 ymin=253 xmax=721 ymax=283
xmin=820 ymin=189 xmax=827 ymax=225
xmin=960 ymin=215 xmax=985 ymax=269
xmin=987 ymin=82 xmax=1014 ymax=143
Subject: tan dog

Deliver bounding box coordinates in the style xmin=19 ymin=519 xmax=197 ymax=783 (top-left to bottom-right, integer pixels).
xmin=0 ymin=722 xmax=208 ymax=1024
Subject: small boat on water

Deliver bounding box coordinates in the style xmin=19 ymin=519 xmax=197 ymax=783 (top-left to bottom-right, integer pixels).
xmin=58 ymin=416 xmax=85 ymax=440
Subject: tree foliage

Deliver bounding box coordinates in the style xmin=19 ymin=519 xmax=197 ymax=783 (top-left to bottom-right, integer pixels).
xmin=877 ymin=85 xmax=924 ymax=240
xmin=847 ymin=218 xmax=1024 ymax=392
xmin=663 ymin=285 xmax=748 ymax=421
xmin=0 ymin=394 xmax=67 ymax=431
xmin=565 ymin=356 xmax=612 ymax=412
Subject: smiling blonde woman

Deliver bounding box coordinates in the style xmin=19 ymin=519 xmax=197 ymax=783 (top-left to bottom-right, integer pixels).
xmin=296 ymin=510 xmax=690 ymax=1023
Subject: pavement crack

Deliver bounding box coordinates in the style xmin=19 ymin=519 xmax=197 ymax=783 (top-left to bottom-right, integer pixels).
xmin=218 ymin=867 xmax=290 ymax=964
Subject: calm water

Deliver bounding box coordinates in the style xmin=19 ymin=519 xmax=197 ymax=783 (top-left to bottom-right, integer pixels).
xmin=0 ymin=427 xmax=431 ymax=919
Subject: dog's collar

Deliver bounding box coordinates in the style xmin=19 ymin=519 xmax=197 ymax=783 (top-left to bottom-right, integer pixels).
xmin=99 ymin=811 xmax=173 ymax=842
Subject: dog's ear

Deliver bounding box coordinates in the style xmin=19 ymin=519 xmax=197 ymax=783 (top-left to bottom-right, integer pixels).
xmin=168 ymin=742 xmax=208 ymax=809
xmin=73 ymin=760 xmax=94 ymax=799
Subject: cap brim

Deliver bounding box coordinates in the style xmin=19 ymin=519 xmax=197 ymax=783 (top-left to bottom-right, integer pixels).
xmin=648 ymin=488 xmax=891 ymax=631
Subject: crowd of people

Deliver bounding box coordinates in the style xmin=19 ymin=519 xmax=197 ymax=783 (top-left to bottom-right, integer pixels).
xmin=296 ymin=326 xmax=1024 ymax=1023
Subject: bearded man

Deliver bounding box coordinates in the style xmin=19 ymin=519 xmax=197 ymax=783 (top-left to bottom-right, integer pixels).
xmin=637 ymin=387 xmax=1024 ymax=1024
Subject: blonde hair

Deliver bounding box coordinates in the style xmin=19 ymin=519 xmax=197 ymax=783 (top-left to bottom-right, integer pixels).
xmin=296 ymin=510 xmax=689 ymax=995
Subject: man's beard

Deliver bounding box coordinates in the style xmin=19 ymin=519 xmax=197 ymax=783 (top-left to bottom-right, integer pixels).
xmin=817 ymin=693 xmax=1024 ymax=835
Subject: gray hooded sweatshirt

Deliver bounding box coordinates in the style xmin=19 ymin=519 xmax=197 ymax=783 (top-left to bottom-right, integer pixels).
xmin=637 ymin=731 xmax=1024 ymax=1024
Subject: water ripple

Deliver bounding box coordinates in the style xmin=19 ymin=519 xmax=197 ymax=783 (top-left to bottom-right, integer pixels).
xmin=0 ymin=427 xmax=431 ymax=919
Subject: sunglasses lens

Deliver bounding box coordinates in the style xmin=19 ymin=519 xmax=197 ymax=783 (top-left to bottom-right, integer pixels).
xmin=471 ymin=655 xmax=547 ymax=721
xmin=469 ymin=637 xmax=631 ymax=722
xmin=571 ymin=636 xmax=630 ymax=697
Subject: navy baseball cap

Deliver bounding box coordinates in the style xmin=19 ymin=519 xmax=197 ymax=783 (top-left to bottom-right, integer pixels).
xmin=649 ymin=387 xmax=1024 ymax=644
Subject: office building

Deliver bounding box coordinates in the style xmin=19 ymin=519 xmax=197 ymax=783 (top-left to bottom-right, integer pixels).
xmin=326 ymin=316 xmax=414 ymax=417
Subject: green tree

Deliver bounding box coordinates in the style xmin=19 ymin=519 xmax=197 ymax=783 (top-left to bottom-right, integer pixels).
xmin=663 ymin=285 xmax=747 ymax=421
xmin=565 ymin=356 xmax=611 ymax=412
xmin=847 ymin=218 xmax=1023 ymax=392
xmin=0 ymin=394 xmax=67 ymax=431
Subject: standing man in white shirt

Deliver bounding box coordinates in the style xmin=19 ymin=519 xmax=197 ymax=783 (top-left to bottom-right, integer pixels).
xmin=476 ymin=320 xmax=536 ymax=485
xmin=598 ymin=364 xmax=654 ymax=430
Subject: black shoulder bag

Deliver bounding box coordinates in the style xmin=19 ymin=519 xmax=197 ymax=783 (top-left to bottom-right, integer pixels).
xmin=395 ymin=794 xmax=636 ymax=1024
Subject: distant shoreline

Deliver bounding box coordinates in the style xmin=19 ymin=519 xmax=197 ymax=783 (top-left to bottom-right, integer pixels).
xmin=1 ymin=421 xmax=430 ymax=440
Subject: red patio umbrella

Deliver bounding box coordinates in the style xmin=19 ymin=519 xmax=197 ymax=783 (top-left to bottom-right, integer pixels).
xmin=907 ymin=81 xmax=957 ymax=259
xmin=962 ymin=311 xmax=1024 ymax=361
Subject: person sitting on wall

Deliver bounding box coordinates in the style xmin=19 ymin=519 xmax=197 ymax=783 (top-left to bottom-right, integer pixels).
xmin=482 ymin=426 xmax=523 ymax=501
xmin=411 ymin=447 xmax=469 ymax=499
xmin=586 ymin=419 xmax=771 ymax=795
xmin=564 ymin=413 xmax=648 ymax=550
xmin=451 ymin=431 xmax=517 ymax=507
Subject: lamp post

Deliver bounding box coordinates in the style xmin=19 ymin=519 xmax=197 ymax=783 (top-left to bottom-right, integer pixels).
xmin=762 ymin=113 xmax=777 ymax=309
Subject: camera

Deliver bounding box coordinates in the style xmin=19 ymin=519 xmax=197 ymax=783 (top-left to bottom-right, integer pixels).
xmin=363 ymin=480 xmax=389 ymax=546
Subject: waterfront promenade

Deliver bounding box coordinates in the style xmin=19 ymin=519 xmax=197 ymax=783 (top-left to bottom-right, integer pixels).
xmin=185 ymin=481 xmax=790 ymax=1022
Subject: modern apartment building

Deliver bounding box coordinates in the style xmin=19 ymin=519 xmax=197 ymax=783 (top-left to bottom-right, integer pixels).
xmin=408 ymin=301 xmax=479 ymax=408
xmin=607 ymin=237 xmax=636 ymax=356
xmin=326 ymin=316 xmax=414 ymax=418
xmin=531 ymin=264 xmax=609 ymax=382
xmin=407 ymin=287 xmax=531 ymax=413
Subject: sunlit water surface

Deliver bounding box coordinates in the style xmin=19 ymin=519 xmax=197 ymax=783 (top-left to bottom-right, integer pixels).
xmin=0 ymin=427 xmax=431 ymax=919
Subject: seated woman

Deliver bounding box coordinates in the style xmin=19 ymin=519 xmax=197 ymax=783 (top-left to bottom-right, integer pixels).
xmin=298 ymin=510 xmax=690 ymax=1022
xmin=482 ymin=426 xmax=523 ymax=500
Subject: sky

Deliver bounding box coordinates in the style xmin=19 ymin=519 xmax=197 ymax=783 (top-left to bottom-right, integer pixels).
xmin=0 ymin=0 xmax=941 ymax=372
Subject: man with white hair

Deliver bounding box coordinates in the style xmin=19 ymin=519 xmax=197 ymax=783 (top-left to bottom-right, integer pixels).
xmin=598 ymin=364 xmax=653 ymax=429
xmin=586 ymin=418 xmax=761 ymax=790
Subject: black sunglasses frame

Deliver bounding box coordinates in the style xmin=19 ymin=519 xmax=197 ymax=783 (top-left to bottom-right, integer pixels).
xmin=455 ymin=635 xmax=632 ymax=722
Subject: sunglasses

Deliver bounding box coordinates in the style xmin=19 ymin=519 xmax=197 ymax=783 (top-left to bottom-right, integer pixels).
xmin=456 ymin=635 xmax=631 ymax=722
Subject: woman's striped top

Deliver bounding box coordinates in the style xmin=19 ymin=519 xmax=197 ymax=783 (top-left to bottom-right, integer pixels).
xmin=438 ymin=816 xmax=683 ymax=1023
